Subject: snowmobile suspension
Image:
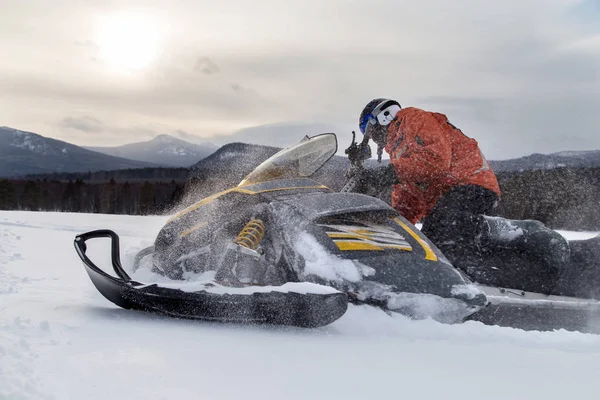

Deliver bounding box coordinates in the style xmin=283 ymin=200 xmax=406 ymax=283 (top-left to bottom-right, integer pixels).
xmin=234 ymin=219 xmax=265 ymax=250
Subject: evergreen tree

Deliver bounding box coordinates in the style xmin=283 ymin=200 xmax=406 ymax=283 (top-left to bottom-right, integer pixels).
xmin=140 ymin=181 xmax=155 ymax=215
xmin=0 ymin=180 xmax=16 ymax=210
xmin=22 ymin=180 xmax=41 ymax=211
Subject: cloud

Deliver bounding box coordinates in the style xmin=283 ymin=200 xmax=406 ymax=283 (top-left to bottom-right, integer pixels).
xmin=73 ymin=39 xmax=98 ymax=48
xmin=563 ymin=34 xmax=600 ymax=53
xmin=172 ymin=129 xmax=217 ymax=146
xmin=207 ymin=121 xmax=356 ymax=149
xmin=0 ymin=0 xmax=598 ymax=158
xmin=193 ymin=57 xmax=220 ymax=75
xmin=60 ymin=116 xmax=105 ymax=133
xmin=58 ymin=115 xmax=159 ymax=143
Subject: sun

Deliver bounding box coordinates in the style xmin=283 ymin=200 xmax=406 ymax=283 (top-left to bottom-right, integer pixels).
xmin=96 ymin=12 xmax=161 ymax=72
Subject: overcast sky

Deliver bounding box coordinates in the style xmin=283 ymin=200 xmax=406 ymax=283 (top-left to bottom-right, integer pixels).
xmin=0 ymin=0 xmax=598 ymax=159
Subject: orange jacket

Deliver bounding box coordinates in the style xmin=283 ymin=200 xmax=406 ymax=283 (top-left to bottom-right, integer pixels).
xmin=385 ymin=107 xmax=501 ymax=224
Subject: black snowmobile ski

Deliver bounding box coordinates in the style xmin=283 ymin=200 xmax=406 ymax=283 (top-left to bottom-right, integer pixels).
xmin=73 ymin=229 xmax=348 ymax=328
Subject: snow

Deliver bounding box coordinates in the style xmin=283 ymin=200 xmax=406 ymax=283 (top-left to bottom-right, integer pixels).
xmin=451 ymin=283 xmax=484 ymax=299
xmin=1 ymin=210 xmax=600 ymax=400
xmin=11 ymin=132 xmax=51 ymax=154
xmin=553 ymin=150 xmax=595 ymax=157
xmin=556 ymin=229 xmax=599 ymax=241
xmin=218 ymin=151 xmax=245 ymax=160
xmin=294 ymin=231 xmax=375 ymax=282
xmin=157 ymin=146 xmax=195 ymax=156
xmin=4 ymin=127 xmax=58 ymax=156
xmin=134 ymin=269 xmax=340 ymax=295
xmin=485 ymin=215 xmax=525 ymax=241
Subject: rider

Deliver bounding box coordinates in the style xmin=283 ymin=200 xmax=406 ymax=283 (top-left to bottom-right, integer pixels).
xmin=354 ymin=98 xmax=501 ymax=250
xmin=350 ymin=98 xmax=570 ymax=292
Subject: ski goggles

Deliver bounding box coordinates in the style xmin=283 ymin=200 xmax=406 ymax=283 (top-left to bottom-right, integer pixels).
xmin=359 ymin=100 xmax=401 ymax=134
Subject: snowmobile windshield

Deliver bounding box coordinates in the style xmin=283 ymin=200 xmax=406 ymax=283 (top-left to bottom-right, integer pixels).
xmin=239 ymin=133 xmax=338 ymax=186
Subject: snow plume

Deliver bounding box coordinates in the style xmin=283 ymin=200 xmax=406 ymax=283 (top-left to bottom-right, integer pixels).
xmin=386 ymin=292 xmax=478 ymax=324
xmin=290 ymin=230 xmax=476 ymax=323
xmin=451 ymin=284 xmax=485 ymax=300
xmin=484 ymin=216 xmax=525 ymax=242
xmin=293 ymin=231 xmax=375 ymax=283
xmin=147 ymin=278 xmax=340 ymax=295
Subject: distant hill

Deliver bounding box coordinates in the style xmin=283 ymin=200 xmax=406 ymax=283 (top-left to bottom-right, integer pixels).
xmin=0 ymin=126 xmax=158 ymax=178
xmin=2 ymin=132 xmax=599 ymax=230
xmin=489 ymin=150 xmax=600 ymax=172
xmin=86 ymin=134 xmax=217 ymax=167
xmin=183 ymin=141 xmax=389 ymax=206
xmin=187 ymin=142 xmax=282 ymax=195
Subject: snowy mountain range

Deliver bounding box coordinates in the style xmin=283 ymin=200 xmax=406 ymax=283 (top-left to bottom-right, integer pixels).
xmin=2 ymin=124 xmax=599 ymax=179
xmin=489 ymin=150 xmax=600 ymax=173
xmin=0 ymin=127 xmax=158 ymax=178
xmin=86 ymin=134 xmax=217 ymax=167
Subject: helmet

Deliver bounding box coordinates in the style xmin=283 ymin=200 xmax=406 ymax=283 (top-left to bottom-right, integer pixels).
xmin=358 ymin=98 xmax=401 ymax=134
xmin=358 ymin=98 xmax=401 ymax=162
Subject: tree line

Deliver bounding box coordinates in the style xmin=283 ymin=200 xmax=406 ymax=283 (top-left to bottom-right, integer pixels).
xmin=495 ymin=167 xmax=600 ymax=230
xmin=23 ymin=167 xmax=190 ymax=182
xmin=0 ymin=178 xmax=187 ymax=215
xmin=1 ymin=166 xmax=599 ymax=230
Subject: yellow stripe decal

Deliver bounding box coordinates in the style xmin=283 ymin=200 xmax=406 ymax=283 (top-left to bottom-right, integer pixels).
xmin=333 ymin=241 xmax=384 ymax=251
xmin=393 ymin=218 xmax=438 ymax=261
xmin=167 ymin=187 xmax=239 ymax=223
xmin=167 ymin=184 xmax=329 ymax=223
xmin=245 ymin=185 xmax=329 ymax=195
xmin=180 ymin=222 xmax=209 ymax=238
xmin=327 ymin=233 xmax=363 ymax=239
xmin=379 ymin=244 xmax=413 ymax=251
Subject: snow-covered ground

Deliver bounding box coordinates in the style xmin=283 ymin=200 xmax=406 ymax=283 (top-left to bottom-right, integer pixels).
xmin=1 ymin=210 xmax=600 ymax=400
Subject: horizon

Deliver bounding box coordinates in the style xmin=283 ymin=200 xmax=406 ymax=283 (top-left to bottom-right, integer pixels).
xmin=0 ymin=1 xmax=599 ymax=160
xmin=2 ymin=123 xmax=599 ymax=162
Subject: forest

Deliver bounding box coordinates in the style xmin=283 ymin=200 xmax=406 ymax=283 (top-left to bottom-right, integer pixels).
xmin=494 ymin=167 xmax=600 ymax=230
xmin=1 ymin=166 xmax=599 ymax=230
xmin=0 ymin=178 xmax=186 ymax=216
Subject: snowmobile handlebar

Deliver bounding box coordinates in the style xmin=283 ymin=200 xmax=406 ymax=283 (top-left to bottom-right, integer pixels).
xmin=344 ymin=130 xmax=371 ymax=169
xmin=74 ymin=229 xmax=133 ymax=283
xmin=341 ymin=131 xmax=371 ymax=193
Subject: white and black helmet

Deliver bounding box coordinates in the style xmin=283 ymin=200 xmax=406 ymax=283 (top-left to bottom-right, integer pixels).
xmin=358 ymin=98 xmax=402 ymax=135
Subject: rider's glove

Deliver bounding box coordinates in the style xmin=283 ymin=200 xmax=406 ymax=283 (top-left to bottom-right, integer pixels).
xmin=346 ymin=141 xmax=372 ymax=164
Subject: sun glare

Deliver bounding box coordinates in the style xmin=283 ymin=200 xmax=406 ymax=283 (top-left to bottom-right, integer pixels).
xmin=96 ymin=12 xmax=161 ymax=72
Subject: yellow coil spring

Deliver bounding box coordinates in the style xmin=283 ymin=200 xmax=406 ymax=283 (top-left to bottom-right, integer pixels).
xmin=234 ymin=219 xmax=265 ymax=250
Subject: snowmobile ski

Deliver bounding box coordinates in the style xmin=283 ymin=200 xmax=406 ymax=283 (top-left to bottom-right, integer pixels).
xmin=468 ymin=284 xmax=600 ymax=334
xmin=73 ymin=229 xmax=348 ymax=328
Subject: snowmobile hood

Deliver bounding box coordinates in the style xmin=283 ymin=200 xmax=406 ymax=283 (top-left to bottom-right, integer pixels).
xmin=262 ymin=191 xmax=396 ymax=221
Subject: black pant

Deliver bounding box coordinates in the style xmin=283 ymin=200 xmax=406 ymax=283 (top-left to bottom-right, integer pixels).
xmin=420 ymin=185 xmax=499 ymax=249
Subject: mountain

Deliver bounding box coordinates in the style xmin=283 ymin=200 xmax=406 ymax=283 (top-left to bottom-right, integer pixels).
xmin=183 ymin=141 xmax=389 ymax=206
xmin=490 ymin=150 xmax=600 ymax=173
xmin=86 ymin=134 xmax=217 ymax=167
xmin=0 ymin=126 xmax=158 ymax=178
xmin=188 ymin=142 xmax=282 ymax=196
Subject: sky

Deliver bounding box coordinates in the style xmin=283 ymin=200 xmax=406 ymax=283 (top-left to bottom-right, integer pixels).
xmin=0 ymin=0 xmax=598 ymax=160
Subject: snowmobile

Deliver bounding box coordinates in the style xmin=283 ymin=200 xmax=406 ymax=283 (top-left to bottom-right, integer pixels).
xmin=73 ymin=133 xmax=600 ymax=333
